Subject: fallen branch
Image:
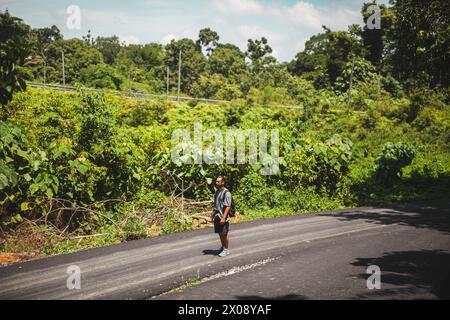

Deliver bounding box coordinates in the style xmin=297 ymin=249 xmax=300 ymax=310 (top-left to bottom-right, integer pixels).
xmin=183 ymin=200 xmax=213 ymax=205
xmin=67 ymin=233 xmax=109 ymax=240
xmin=190 ymin=215 xmax=212 ymax=221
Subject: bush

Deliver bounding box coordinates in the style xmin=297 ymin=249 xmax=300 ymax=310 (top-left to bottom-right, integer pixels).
xmin=129 ymin=101 xmax=168 ymax=126
xmin=76 ymin=91 xmax=116 ymax=150
xmin=191 ymin=74 xmax=242 ymax=100
xmin=118 ymin=212 xmax=148 ymax=241
xmin=381 ymin=74 xmax=404 ymax=98
xmin=161 ymin=210 xmax=192 ymax=235
xmin=335 ymin=58 xmax=378 ymax=93
xmin=233 ymin=172 xmax=287 ymax=211
xmin=2 ymin=83 xmax=449 ymax=258
xmin=404 ymin=88 xmax=445 ymax=123
xmin=0 ymin=120 xmax=48 ymax=222
xmin=287 ymin=186 xmax=344 ymax=213
xmin=80 ymin=63 xmax=123 ymax=90
xmin=135 ymin=190 xmax=166 ymax=209
xmin=282 ymin=134 xmax=353 ymax=194
xmin=375 ymin=142 xmax=416 ymax=181
xmin=235 ymin=172 xmax=268 ymax=209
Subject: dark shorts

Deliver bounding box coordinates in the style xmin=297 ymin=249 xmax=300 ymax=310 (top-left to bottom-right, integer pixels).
xmin=214 ymin=215 xmax=229 ymax=234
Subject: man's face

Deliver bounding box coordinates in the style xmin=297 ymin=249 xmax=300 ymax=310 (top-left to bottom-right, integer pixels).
xmin=215 ymin=177 xmax=224 ymax=189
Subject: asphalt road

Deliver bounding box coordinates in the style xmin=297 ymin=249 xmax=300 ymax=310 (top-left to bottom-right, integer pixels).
xmin=1 ymin=199 xmax=449 ymax=300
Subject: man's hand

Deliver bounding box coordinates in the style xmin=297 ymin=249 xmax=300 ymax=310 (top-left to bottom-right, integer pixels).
xmin=221 ymin=207 xmax=230 ymax=225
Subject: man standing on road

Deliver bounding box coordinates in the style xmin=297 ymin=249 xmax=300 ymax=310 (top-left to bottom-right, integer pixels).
xmin=211 ymin=176 xmax=232 ymax=257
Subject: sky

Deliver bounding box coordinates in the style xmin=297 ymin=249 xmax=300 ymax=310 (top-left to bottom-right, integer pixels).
xmin=1 ymin=0 xmax=390 ymax=62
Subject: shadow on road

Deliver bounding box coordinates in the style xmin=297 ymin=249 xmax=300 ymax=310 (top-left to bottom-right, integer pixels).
xmin=320 ymin=198 xmax=450 ymax=235
xmin=202 ymin=249 xmax=220 ymax=256
xmin=351 ymin=250 xmax=450 ymax=299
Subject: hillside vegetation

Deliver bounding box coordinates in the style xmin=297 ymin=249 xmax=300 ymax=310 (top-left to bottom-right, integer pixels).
xmin=0 ymin=1 xmax=449 ymax=258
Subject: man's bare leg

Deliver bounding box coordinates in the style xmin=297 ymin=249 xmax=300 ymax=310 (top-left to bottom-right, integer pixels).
xmin=219 ymin=233 xmax=229 ymax=249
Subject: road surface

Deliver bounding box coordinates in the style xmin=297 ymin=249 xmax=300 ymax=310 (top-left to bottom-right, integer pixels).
xmin=1 ymin=199 xmax=449 ymax=300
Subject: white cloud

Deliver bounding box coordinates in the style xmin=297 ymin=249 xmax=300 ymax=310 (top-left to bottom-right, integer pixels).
xmin=238 ymin=25 xmax=265 ymax=40
xmin=119 ymin=35 xmax=140 ymax=45
xmin=327 ymin=7 xmax=361 ymax=31
xmin=211 ymin=0 xmax=263 ymax=15
xmin=267 ymin=1 xmax=361 ymax=33
xmin=160 ymin=34 xmax=178 ymax=45
xmin=294 ymin=39 xmax=308 ymax=53
xmin=238 ymin=25 xmax=287 ymax=43
xmin=210 ymin=1 xmax=361 ymax=34
xmin=12 ymin=1 xmax=366 ymax=63
xmin=74 ymin=9 xmax=197 ymax=45
xmin=237 ymin=25 xmax=287 ymax=60
xmin=267 ymin=2 xmax=323 ymax=32
xmin=207 ymin=0 xmax=364 ymax=61
xmin=271 ymin=48 xmax=282 ymax=61
xmin=144 ymin=0 xmax=182 ymax=6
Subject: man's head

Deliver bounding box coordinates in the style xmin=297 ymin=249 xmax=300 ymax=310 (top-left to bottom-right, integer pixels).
xmin=215 ymin=176 xmax=225 ymax=189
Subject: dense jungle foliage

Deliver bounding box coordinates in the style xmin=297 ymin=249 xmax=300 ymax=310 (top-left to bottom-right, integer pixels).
xmin=0 ymin=1 xmax=449 ymax=257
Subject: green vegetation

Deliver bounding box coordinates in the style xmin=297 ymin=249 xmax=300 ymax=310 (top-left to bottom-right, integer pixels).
xmin=0 ymin=1 xmax=449 ymax=259
xmin=1 ymin=84 xmax=448 ymax=256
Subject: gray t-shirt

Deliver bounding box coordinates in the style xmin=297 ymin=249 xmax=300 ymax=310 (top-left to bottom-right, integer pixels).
xmin=213 ymin=188 xmax=232 ymax=221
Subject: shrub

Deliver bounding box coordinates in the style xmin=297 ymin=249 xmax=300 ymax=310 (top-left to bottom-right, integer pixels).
xmin=80 ymin=63 xmax=123 ymax=90
xmin=287 ymin=186 xmax=344 ymax=213
xmin=161 ymin=210 xmax=192 ymax=235
xmin=0 ymin=120 xmax=45 ymax=220
xmin=381 ymin=74 xmax=404 ymax=98
xmin=235 ymin=172 xmax=268 ymax=209
xmin=375 ymin=142 xmax=416 ymax=181
xmin=282 ymin=134 xmax=353 ymax=194
xmin=129 ymin=101 xmax=168 ymax=126
xmin=118 ymin=212 xmax=148 ymax=241
xmin=76 ymin=91 xmax=116 ymax=150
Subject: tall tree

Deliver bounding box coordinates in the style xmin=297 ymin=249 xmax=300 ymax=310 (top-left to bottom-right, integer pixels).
xmin=325 ymin=30 xmax=362 ymax=83
xmin=389 ymin=0 xmax=449 ymax=88
xmin=196 ymin=28 xmax=220 ymax=57
xmin=288 ymin=32 xmax=328 ymax=76
xmin=289 ymin=26 xmax=363 ymax=87
xmin=0 ymin=10 xmax=31 ymax=109
xmin=116 ymin=43 xmax=164 ymax=72
xmin=164 ymin=39 xmax=207 ymax=94
xmin=95 ymin=36 xmax=121 ymax=65
xmin=359 ymin=2 xmax=395 ymax=67
xmin=208 ymin=44 xmax=246 ymax=81
xmin=31 ymin=25 xmax=62 ymax=53
xmin=114 ymin=43 xmax=165 ymax=87
xmin=44 ymin=38 xmax=103 ymax=84
xmin=82 ymin=30 xmax=94 ymax=45
xmin=27 ymin=25 xmax=63 ymax=82
xmin=246 ymin=37 xmax=276 ymax=69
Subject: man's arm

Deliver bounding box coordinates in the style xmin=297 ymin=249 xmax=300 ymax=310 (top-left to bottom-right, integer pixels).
xmin=220 ymin=190 xmax=232 ymax=224
xmin=220 ymin=206 xmax=230 ymax=225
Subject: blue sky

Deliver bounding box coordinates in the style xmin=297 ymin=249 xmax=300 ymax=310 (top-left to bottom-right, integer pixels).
xmin=1 ymin=0 xmax=390 ymax=61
